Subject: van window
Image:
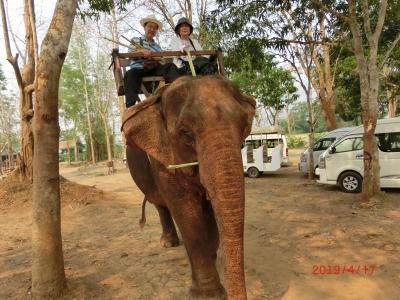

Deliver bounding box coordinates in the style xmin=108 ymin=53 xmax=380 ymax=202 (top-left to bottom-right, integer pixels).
xmin=314 ymin=138 xmax=335 ymax=151
xmin=265 ymin=139 xmax=281 ymax=148
xmin=377 ymin=132 xmax=400 ymax=152
xmin=335 ymin=137 xmax=363 ymax=153
xmin=244 ymin=140 xmax=262 ymax=149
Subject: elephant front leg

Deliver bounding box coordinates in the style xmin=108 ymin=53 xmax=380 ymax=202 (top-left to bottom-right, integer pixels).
xmin=155 ymin=204 xmax=180 ymax=248
xmin=169 ymin=199 xmax=226 ymax=299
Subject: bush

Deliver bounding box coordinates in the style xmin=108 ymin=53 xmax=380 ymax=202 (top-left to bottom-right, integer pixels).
xmin=287 ymin=135 xmax=306 ymax=148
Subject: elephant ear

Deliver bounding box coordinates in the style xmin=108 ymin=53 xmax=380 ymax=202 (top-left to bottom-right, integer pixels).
xmin=121 ymin=86 xmax=172 ymax=167
xmin=240 ymin=94 xmax=256 ymax=139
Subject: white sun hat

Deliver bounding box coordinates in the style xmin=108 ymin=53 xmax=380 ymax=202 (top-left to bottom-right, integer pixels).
xmin=140 ymin=15 xmax=163 ymax=31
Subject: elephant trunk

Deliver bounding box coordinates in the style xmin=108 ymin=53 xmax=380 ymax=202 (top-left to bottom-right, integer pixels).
xmin=197 ymin=130 xmax=247 ymax=300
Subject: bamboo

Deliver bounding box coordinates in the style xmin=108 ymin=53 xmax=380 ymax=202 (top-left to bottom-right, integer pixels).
xmin=167 ymin=161 xmax=199 ymax=169
xmin=183 ymin=46 xmax=196 ymax=76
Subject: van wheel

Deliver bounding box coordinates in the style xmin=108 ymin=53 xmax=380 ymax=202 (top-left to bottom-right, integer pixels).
xmin=247 ymin=167 xmax=260 ymax=178
xmin=338 ymin=171 xmax=362 ymax=193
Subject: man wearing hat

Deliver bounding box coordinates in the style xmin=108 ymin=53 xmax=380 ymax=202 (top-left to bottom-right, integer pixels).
xmin=124 ymin=15 xmax=179 ymax=108
xmin=169 ymin=17 xmax=218 ymax=75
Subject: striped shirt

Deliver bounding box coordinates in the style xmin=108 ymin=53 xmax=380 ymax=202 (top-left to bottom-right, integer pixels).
xmin=129 ymin=36 xmax=162 ymax=69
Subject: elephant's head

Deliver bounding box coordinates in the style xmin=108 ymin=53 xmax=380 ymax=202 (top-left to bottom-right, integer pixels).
xmin=122 ymin=75 xmax=255 ymax=299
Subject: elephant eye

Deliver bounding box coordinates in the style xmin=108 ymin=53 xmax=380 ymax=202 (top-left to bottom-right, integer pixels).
xmin=179 ymin=127 xmax=194 ymax=146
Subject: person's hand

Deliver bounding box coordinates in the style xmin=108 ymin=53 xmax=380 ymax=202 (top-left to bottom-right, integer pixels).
xmin=135 ymin=50 xmax=152 ymax=57
xmin=180 ymin=45 xmax=190 ymax=54
xmin=141 ymin=50 xmax=152 ymax=57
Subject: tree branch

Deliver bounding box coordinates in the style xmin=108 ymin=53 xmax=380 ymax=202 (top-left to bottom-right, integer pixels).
xmin=28 ymin=0 xmax=38 ymax=70
xmin=0 ymin=0 xmax=23 ymax=90
xmin=24 ymin=83 xmax=35 ymax=94
xmin=372 ymin=0 xmax=388 ymax=44
xmin=379 ymin=32 xmax=400 ymax=69
xmin=361 ymin=0 xmax=373 ymax=41
xmin=311 ymin=0 xmax=349 ymax=23
xmin=332 ymin=46 xmax=343 ymax=86
xmin=5 ymin=1 xmax=25 ymax=62
xmin=0 ymin=0 xmax=12 ymax=59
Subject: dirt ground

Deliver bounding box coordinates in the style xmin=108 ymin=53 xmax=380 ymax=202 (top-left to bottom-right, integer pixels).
xmin=1 ymin=149 xmax=400 ymax=300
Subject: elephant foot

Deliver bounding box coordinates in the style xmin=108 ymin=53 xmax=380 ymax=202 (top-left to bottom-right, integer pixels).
xmin=160 ymin=233 xmax=180 ymax=248
xmin=189 ymin=283 xmax=227 ymax=299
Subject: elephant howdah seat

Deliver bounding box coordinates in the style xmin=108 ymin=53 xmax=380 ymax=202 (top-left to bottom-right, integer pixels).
xmin=111 ymin=49 xmax=225 ymax=97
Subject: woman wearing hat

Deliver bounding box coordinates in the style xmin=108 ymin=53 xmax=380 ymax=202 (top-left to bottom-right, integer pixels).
xmin=169 ymin=17 xmax=218 ymax=76
xmin=124 ymin=15 xmax=179 ymax=108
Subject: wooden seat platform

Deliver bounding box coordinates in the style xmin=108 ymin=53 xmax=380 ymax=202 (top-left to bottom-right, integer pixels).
xmin=111 ymin=49 xmax=224 ymax=97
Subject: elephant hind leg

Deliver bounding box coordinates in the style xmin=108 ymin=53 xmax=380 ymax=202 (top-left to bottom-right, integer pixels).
xmin=155 ymin=204 xmax=180 ymax=248
xmin=139 ymin=196 xmax=147 ymax=228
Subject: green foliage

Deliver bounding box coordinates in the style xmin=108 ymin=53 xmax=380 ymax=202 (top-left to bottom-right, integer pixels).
xmin=78 ymin=0 xmax=133 ymax=19
xmin=287 ymin=135 xmax=306 ymax=148
xmin=59 ymin=25 xmax=112 ymax=162
xmin=280 ymin=101 xmax=327 ymax=134
xmin=212 ymin=0 xmax=400 ymax=122
xmin=225 ymin=38 xmax=298 ymax=120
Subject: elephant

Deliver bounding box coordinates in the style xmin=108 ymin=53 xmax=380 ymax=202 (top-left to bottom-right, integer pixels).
xmin=121 ymin=75 xmax=255 ymax=299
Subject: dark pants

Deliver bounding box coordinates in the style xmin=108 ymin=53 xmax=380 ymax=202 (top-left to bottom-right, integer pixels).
xmin=178 ymin=57 xmax=219 ymax=76
xmin=124 ymin=63 xmax=180 ymax=108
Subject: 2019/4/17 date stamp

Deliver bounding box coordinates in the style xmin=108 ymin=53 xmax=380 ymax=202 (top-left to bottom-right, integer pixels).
xmin=312 ymin=264 xmax=376 ymax=275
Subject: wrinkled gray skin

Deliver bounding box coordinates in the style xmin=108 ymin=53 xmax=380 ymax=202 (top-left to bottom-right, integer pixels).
xmin=122 ymin=76 xmax=255 ymax=300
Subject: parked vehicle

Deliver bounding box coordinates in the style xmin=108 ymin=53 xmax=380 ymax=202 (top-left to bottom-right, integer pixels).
xmin=316 ymin=117 xmax=400 ymax=193
xmin=298 ymin=127 xmax=355 ymax=174
xmin=267 ymin=133 xmax=289 ymax=166
xmin=242 ymin=129 xmax=284 ymax=178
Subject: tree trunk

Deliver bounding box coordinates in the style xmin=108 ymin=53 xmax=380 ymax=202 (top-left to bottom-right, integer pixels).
xmin=306 ymin=80 xmax=315 ymax=180
xmin=110 ymin=8 xmax=126 ymax=148
xmin=100 ymin=112 xmax=112 ymax=162
xmin=76 ymin=43 xmax=96 ymax=164
xmin=74 ymin=137 xmax=78 ymax=162
xmin=320 ymin=96 xmax=337 ymax=131
xmin=7 ymin=136 xmax=12 ymax=169
xmin=347 ymin=2 xmax=383 ymax=201
xmin=310 ymin=14 xmax=337 ymax=131
xmin=1 ymin=0 xmax=35 ymax=180
xmin=66 ymin=140 xmax=71 ymax=165
xmin=31 ymin=0 xmax=77 ymax=298
xmin=358 ymin=64 xmax=380 ymax=201
xmin=285 ymin=104 xmax=292 ymax=136
xmin=387 ymin=89 xmax=397 ymax=118
xmin=20 ymin=0 xmax=35 ymax=181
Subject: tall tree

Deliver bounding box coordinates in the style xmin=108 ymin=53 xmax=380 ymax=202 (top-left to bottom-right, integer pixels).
xmin=31 ymin=0 xmax=78 ymax=297
xmin=0 ymin=0 xmax=35 ymax=182
xmin=60 ymin=60 xmax=86 ymax=163
xmin=312 ymin=0 xmax=400 ymax=200
xmin=214 ymin=0 xmax=400 ymax=199
xmin=212 ymin=0 xmax=340 ymax=130
xmin=0 ymin=93 xmax=18 ymax=171
xmin=74 ymin=20 xmax=97 ymax=164
xmin=93 ymin=49 xmax=113 ymax=162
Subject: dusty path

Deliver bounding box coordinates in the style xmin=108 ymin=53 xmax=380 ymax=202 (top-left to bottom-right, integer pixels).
xmin=1 ymin=153 xmax=400 ymax=299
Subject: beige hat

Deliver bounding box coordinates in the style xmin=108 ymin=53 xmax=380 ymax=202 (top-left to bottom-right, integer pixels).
xmin=140 ymin=15 xmax=163 ymax=31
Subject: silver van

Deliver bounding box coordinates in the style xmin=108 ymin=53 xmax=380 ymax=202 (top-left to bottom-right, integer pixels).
xmin=298 ymin=127 xmax=355 ymax=174
xmin=316 ymin=117 xmax=400 ymax=193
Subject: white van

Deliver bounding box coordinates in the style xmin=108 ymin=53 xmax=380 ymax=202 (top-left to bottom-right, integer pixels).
xmin=298 ymin=127 xmax=355 ymax=174
xmin=316 ymin=117 xmax=400 ymax=192
xmin=242 ymin=131 xmax=283 ymax=178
